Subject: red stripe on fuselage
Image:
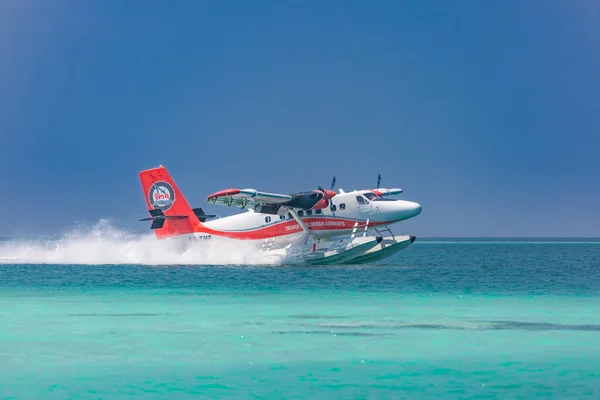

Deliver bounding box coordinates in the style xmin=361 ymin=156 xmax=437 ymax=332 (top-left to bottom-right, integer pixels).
xmin=194 ymin=217 xmax=394 ymax=240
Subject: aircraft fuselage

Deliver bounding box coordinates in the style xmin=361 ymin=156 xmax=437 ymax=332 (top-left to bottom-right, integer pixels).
xmin=193 ymin=190 xmax=421 ymax=244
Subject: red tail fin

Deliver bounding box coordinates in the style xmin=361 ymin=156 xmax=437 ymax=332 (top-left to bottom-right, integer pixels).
xmin=139 ymin=165 xmax=201 ymax=239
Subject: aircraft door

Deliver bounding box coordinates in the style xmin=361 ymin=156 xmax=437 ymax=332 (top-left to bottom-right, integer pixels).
xmin=355 ymin=195 xmax=374 ymax=219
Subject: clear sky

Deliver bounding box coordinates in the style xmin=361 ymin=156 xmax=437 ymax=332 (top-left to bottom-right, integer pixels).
xmin=1 ymin=1 xmax=599 ymax=237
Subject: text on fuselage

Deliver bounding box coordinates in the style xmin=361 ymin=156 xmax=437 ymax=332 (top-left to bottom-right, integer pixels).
xmin=189 ymin=235 xmax=212 ymax=242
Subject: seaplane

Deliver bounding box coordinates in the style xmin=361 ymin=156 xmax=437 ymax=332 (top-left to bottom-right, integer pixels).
xmin=139 ymin=165 xmax=422 ymax=265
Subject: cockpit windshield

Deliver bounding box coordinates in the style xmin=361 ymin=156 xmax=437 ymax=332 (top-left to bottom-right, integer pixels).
xmin=363 ymin=192 xmax=379 ymax=201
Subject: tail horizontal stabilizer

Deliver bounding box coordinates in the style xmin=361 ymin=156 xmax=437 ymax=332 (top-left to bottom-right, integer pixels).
xmin=192 ymin=207 xmax=217 ymax=222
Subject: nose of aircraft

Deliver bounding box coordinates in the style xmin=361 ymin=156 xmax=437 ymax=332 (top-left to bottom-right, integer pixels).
xmin=409 ymin=201 xmax=422 ymax=216
xmin=396 ymin=200 xmax=422 ymax=220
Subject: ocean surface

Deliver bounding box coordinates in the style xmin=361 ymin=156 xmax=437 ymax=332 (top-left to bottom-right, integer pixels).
xmin=1 ymin=239 xmax=600 ymax=399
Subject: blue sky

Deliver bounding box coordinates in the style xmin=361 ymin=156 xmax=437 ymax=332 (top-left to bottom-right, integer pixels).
xmin=1 ymin=1 xmax=599 ymax=237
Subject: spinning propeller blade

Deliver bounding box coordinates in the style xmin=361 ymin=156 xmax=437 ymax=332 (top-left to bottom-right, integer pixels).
xmin=310 ymin=176 xmax=337 ymax=209
xmin=317 ymin=176 xmax=336 ymax=200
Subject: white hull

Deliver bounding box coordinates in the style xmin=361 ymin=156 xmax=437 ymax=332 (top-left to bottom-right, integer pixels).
xmin=341 ymin=235 xmax=415 ymax=264
xmin=256 ymin=235 xmax=415 ymax=265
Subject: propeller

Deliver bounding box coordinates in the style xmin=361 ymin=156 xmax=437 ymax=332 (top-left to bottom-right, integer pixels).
xmin=319 ymin=176 xmax=335 ymax=187
xmin=373 ymin=173 xmax=383 ymax=197
xmin=317 ymin=176 xmax=336 ymax=199
xmin=313 ymin=176 xmax=337 ymax=209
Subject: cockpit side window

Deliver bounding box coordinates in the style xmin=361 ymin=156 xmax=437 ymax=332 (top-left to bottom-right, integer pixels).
xmin=356 ymin=196 xmax=366 ymax=205
xmin=363 ymin=192 xmax=378 ymax=201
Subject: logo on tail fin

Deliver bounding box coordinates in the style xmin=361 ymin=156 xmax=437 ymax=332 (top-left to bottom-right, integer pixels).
xmin=149 ymin=181 xmax=175 ymax=211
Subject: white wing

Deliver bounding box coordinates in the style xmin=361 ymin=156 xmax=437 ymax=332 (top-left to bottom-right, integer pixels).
xmin=206 ymin=188 xmax=292 ymax=209
xmin=375 ymin=188 xmax=403 ymax=196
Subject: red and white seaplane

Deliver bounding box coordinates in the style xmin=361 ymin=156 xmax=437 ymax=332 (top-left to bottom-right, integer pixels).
xmin=139 ymin=165 xmax=422 ymax=264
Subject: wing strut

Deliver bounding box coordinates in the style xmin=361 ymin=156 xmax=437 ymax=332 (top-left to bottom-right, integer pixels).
xmin=287 ymin=208 xmax=311 ymax=234
xmin=284 ymin=208 xmax=312 ymax=247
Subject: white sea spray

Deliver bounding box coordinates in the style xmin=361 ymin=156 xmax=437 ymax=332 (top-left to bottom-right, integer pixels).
xmin=0 ymin=219 xmax=272 ymax=265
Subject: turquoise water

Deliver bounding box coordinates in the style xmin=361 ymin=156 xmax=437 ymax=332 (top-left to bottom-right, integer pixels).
xmin=1 ymin=240 xmax=600 ymax=398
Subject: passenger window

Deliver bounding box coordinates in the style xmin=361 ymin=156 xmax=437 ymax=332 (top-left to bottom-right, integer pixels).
xmin=330 ymin=204 xmax=337 ymax=212
xmin=315 ymin=209 xmax=322 ymax=214
xmin=306 ymin=210 xmax=313 ymax=216
xmin=356 ymin=196 xmax=366 ymax=205
xmin=265 ymin=216 xmax=271 ymax=223
xmin=298 ymin=210 xmax=304 ymax=217
xmin=340 ymin=203 xmax=346 ymax=210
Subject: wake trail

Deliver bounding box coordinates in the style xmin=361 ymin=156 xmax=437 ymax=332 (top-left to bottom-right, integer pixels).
xmin=0 ymin=220 xmax=267 ymax=265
